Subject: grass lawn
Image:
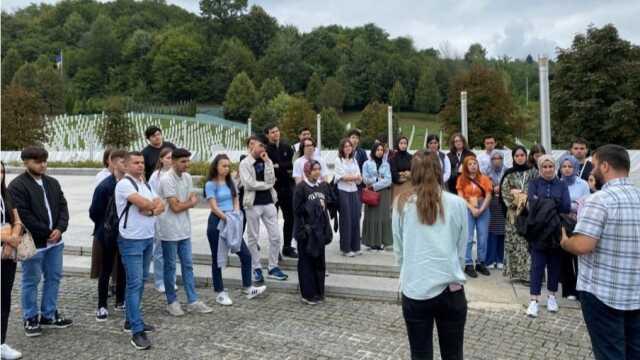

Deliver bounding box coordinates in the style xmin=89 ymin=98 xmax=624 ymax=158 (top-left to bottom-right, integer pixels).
xmin=339 ymin=111 xmax=444 ymax=149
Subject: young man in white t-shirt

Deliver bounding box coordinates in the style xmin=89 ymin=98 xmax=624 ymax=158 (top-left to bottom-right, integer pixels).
xmin=115 ymin=151 xmax=164 ymax=350
xmin=292 ymin=138 xmax=328 ymax=184
xmin=156 ymin=148 xmax=212 ymax=317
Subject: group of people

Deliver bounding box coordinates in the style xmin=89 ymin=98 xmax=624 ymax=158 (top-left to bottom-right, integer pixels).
xmin=1 ymin=123 xmax=638 ymax=359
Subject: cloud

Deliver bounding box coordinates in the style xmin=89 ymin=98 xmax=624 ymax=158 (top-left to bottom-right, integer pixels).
xmin=491 ymin=20 xmax=559 ymax=60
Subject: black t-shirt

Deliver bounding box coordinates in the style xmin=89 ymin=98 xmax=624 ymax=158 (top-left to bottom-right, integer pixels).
xmin=142 ymin=141 xmax=176 ymax=180
xmin=253 ymin=158 xmax=273 ymax=205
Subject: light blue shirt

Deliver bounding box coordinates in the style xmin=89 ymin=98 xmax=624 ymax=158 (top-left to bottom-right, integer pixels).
xmin=567 ymin=178 xmax=590 ymax=213
xmin=362 ymin=160 xmax=392 ymax=191
xmin=393 ymin=191 xmax=468 ymax=300
xmin=205 ymin=181 xmax=234 ymax=212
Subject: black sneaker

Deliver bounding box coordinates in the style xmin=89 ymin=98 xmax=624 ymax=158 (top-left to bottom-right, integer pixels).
xmin=464 ymin=265 xmax=478 ymax=278
xmin=476 ymin=263 xmax=491 ymax=276
xmin=282 ymin=247 xmax=298 ymax=259
xmin=24 ymin=316 xmax=42 ymax=337
xmin=40 ymin=311 xmax=73 ymax=329
xmin=130 ymin=331 xmax=151 ymax=350
xmin=123 ymin=321 xmax=155 ymax=333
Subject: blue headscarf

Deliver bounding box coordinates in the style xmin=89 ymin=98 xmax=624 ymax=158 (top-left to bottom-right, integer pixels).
xmin=486 ymin=150 xmax=506 ymax=185
xmin=558 ymin=154 xmax=579 ymax=185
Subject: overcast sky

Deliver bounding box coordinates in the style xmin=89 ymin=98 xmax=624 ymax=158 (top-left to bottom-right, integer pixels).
xmin=3 ymin=0 xmax=639 ymax=59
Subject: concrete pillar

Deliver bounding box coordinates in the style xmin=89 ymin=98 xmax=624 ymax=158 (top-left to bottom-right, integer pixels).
xmin=539 ymin=56 xmax=552 ymax=151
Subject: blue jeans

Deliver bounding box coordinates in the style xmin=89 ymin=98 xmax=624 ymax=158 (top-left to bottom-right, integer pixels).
xmin=580 ymin=291 xmax=640 ymax=360
xmin=485 ymin=233 xmax=505 ymax=265
xmin=142 ymin=238 xmax=172 ymax=288
xmin=21 ymin=243 xmax=64 ymax=320
xmin=161 ymin=239 xmax=198 ymax=304
xmin=207 ymin=214 xmax=252 ymax=292
xmin=118 ymin=236 xmax=153 ymax=335
xmin=465 ymin=208 xmax=490 ymax=265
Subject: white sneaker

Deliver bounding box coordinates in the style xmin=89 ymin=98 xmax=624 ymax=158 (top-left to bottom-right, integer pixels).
xmin=95 ymin=307 xmax=109 ymax=322
xmin=488 ymin=263 xmax=496 ymax=269
xmin=526 ymin=300 xmax=539 ymax=318
xmin=243 ymin=285 xmax=267 ymax=300
xmin=166 ymin=301 xmax=185 ymax=316
xmin=186 ymin=300 xmax=213 ymax=314
xmin=547 ymin=296 xmax=559 ymax=313
xmin=354 ymin=251 xmax=363 ymax=256
xmin=346 ymin=251 xmax=355 ymax=257
xmin=1 ymin=343 xmax=22 ymax=359
xmin=216 ymin=291 xmax=233 ymax=306
xmin=567 ymin=295 xmax=577 ymax=301
xmin=155 ymin=285 xmax=166 ymax=293
xmin=497 ymin=263 xmax=504 ymax=270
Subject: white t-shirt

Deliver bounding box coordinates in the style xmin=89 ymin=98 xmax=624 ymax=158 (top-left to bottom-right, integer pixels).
xmin=156 ymin=169 xmax=193 ymax=241
xmin=293 ymin=155 xmax=328 ymax=182
xmin=34 ymin=178 xmax=63 ymax=252
xmin=334 ymin=157 xmax=361 ymax=192
xmin=115 ymin=175 xmax=157 ymax=240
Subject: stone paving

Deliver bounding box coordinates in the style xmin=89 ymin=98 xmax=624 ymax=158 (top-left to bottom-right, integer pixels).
xmin=4 ymin=274 xmax=594 ymax=360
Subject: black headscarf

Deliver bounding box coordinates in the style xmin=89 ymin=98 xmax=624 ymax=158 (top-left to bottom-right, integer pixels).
xmin=502 ymin=145 xmax=530 ymax=178
xmin=370 ymin=143 xmax=384 ymax=169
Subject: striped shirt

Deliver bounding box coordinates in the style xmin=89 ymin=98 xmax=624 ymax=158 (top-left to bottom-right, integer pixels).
xmin=574 ymin=177 xmax=640 ymax=310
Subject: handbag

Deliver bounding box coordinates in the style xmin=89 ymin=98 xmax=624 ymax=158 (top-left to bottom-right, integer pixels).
xmin=361 ymin=187 xmax=380 ymax=207
xmin=16 ymin=228 xmax=37 ymax=261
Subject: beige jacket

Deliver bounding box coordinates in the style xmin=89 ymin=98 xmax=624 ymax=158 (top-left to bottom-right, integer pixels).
xmin=239 ymin=155 xmax=278 ymax=209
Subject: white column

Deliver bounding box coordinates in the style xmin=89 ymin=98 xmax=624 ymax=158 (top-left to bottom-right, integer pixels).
xmin=538 ymin=56 xmax=552 ymax=151
xmin=316 ymin=113 xmax=322 ymax=151
xmin=388 ymin=106 xmax=393 ymax=147
xmin=247 ymin=117 xmax=252 ymax=136
xmin=460 ymin=91 xmax=468 ymax=140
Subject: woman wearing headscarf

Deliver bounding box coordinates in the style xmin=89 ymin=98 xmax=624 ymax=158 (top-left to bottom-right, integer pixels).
xmin=293 ymin=160 xmax=332 ymax=305
xmin=525 ymin=155 xmax=571 ymax=318
xmin=557 ymin=154 xmax=590 ymax=301
xmin=485 ymin=150 xmax=507 ymax=270
xmin=362 ymin=143 xmax=393 ymax=250
xmin=389 ymin=136 xmax=413 ymax=200
xmin=500 ymin=146 xmax=538 ymax=282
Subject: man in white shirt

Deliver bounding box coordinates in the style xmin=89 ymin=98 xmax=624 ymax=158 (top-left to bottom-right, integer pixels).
xmin=292 ymin=127 xmax=321 ymax=161
xmin=293 ymin=138 xmax=328 ymax=183
xmin=115 ymin=151 xmax=164 ymax=350
xmin=156 ymin=148 xmax=212 ymax=317
xmin=477 ymin=135 xmax=496 ymax=175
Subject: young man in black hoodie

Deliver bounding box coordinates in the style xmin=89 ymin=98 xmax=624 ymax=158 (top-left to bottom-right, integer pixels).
xmin=264 ymin=125 xmax=298 ymax=258
xmin=8 ymin=147 xmax=72 ymax=337
xmin=141 ymin=126 xmax=176 ymax=181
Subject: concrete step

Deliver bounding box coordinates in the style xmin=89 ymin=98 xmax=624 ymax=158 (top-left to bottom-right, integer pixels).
xmin=60 ymin=254 xmax=401 ymax=302
xmin=64 ymin=244 xmax=401 ymax=278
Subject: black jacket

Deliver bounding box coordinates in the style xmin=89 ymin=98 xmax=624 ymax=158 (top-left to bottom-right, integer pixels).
xmin=522 ymin=197 xmax=562 ymax=251
xmin=390 ymin=151 xmax=412 ymax=184
xmin=266 ymin=141 xmax=294 ymax=190
xmin=8 ymin=172 xmax=69 ymax=248
xmin=89 ymin=174 xmax=117 ymax=241
xmin=293 ymin=181 xmax=332 ymax=257
xmin=447 ymin=149 xmax=474 ymax=192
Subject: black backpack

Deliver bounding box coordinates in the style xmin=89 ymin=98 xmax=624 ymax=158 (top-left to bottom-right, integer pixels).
xmin=102 ymin=176 xmax=151 ymax=244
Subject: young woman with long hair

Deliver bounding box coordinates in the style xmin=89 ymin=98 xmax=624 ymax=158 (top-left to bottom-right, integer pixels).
xmin=362 ymin=143 xmax=393 ymax=250
xmin=393 ymin=150 xmax=469 ymax=360
xmin=333 ymin=138 xmax=362 ymax=257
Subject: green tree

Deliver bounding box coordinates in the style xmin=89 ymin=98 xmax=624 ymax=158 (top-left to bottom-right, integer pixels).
xmin=317 ymin=77 xmax=345 ymax=112
xmin=440 ymin=64 xmax=516 ymax=148
xmin=63 ymin=11 xmax=88 ymax=45
xmin=12 ymin=62 xmax=64 ymax=115
xmin=280 ymin=96 xmax=316 ymax=141
xmin=258 ymin=77 xmax=285 ymax=103
xmin=83 ymin=14 xmax=120 ymax=74
xmin=210 ymin=37 xmax=256 ymax=101
xmin=388 ymin=80 xmax=408 ymax=110
xmin=98 ymin=96 xmax=136 ymax=148
xmin=320 ymin=107 xmax=344 ymax=148
xmin=223 ymin=71 xmax=257 ymax=121
xmin=355 ymin=101 xmax=398 ymax=147
xmin=236 ymin=5 xmax=279 ymax=56
xmin=151 ymin=29 xmax=206 ymax=101
xmin=1 ymin=84 xmax=47 ymax=150
xmin=551 ymin=24 xmax=640 ymax=148
xmin=1 ymin=48 xmax=23 ymax=88
xmin=464 ymin=43 xmax=487 ymax=63
xmin=200 ymin=0 xmax=248 ymax=21
xmin=305 ymin=72 xmax=323 ymax=110
xmin=257 ymin=27 xmax=311 ymax=92
xmin=414 ymin=67 xmax=441 ymax=113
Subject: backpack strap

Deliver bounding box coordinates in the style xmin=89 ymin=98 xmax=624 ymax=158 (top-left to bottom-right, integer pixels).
xmin=120 ymin=176 xmax=144 ymax=229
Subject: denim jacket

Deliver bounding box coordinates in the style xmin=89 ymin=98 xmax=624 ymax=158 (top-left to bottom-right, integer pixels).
xmin=362 ymin=160 xmax=392 ymax=192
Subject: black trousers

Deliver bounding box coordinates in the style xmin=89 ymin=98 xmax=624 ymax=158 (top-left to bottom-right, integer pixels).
xmin=1 ymin=258 xmax=17 ymax=344
xmin=276 ymin=185 xmax=294 ymax=250
xmin=402 ymin=288 xmax=468 ymax=360
xmin=296 ymin=239 xmax=326 ymax=301
xmin=97 ymin=238 xmax=126 ymax=308
xmin=560 ymin=249 xmax=578 ymax=298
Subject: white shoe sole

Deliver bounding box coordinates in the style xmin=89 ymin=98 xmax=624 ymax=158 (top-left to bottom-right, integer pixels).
xmin=130 ymin=339 xmax=151 ymax=350
xmin=95 ymin=317 xmax=108 ymax=322
xmin=24 ymin=331 xmax=42 ymax=337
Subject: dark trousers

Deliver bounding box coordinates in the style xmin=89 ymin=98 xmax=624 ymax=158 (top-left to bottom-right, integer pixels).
xmin=560 ymin=249 xmax=578 ymax=298
xmin=97 ymin=238 xmax=126 ymax=308
xmin=296 ymin=239 xmax=326 ymax=301
xmin=529 ymin=247 xmax=561 ymax=296
xmin=1 ymin=259 xmax=17 ymax=344
xmin=338 ymin=190 xmax=361 ymax=253
xmin=207 ymin=214 xmax=252 ymax=291
xmin=485 ymin=233 xmax=504 ymax=265
xmin=276 ymin=185 xmax=294 ymax=250
xmin=402 ymin=289 xmax=467 ymax=360
xmin=580 ymin=291 xmax=640 ymax=360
